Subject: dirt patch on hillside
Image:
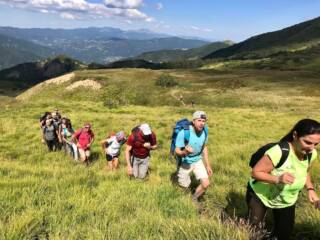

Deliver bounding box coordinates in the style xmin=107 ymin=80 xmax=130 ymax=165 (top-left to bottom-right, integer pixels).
xmin=66 ymin=79 xmax=102 ymax=91
xmin=16 ymin=73 xmax=75 ymax=100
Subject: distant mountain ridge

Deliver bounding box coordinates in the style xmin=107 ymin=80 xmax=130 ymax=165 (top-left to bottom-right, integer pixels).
xmin=204 ymin=16 xmax=320 ymax=59
xmin=0 ymin=27 xmax=209 ymax=67
xmin=0 ymin=33 xmax=56 ymax=70
xmin=0 ymin=56 xmax=83 ymax=94
xmin=135 ymin=41 xmax=233 ymax=63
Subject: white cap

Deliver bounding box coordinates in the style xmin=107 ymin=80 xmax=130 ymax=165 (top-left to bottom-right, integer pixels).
xmin=139 ymin=123 xmax=152 ymax=135
xmin=192 ymin=110 xmax=207 ymax=120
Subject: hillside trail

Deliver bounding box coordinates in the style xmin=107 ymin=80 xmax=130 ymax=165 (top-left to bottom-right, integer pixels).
xmin=16 ymin=72 xmax=75 ymax=101
xmin=170 ymin=89 xmax=186 ymax=106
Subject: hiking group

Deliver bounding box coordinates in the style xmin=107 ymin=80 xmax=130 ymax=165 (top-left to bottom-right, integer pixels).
xmin=39 ymin=109 xmax=320 ymax=240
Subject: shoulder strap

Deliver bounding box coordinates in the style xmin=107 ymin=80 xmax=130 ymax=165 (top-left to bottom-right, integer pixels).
xmin=275 ymin=141 xmax=290 ymax=168
xmin=307 ymin=152 xmax=313 ymax=165
xmin=183 ymin=125 xmax=190 ymax=146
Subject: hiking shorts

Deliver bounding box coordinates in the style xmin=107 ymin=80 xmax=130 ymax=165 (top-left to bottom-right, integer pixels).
xmin=177 ymin=160 xmax=208 ymax=188
xmin=79 ymin=148 xmax=90 ymax=158
xmin=132 ymin=156 xmax=150 ymax=179
xmin=106 ymin=154 xmax=119 ymax=161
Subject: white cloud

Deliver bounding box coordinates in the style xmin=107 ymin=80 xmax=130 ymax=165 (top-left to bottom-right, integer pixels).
xmin=104 ymin=0 xmax=143 ymax=9
xmin=156 ymin=2 xmax=163 ymax=10
xmin=60 ymin=12 xmax=77 ymax=19
xmin=191 ymin=25 xmax=213 ymax=32
xmin=191 ymin=25 xmax=200 ymax=30
xmin=0 ymin=0 xmax=152 ymax=22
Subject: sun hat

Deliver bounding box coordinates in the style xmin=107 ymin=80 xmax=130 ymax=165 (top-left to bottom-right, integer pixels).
xmin=139 ymin=123 xmax=152 ymax=135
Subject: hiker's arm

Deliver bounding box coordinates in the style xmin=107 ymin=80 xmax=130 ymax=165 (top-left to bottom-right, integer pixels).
xmin=125 ymin=145 xmax=133 ymax=175
xmin=252 ymin=155 xmax=295 ymax=184
xmin=41 ymin=128 xmax=45 ymax=143
xmin=175 ymin=147 xmax=190 ymax=157
xmin=101 ymin=140 xmax=108 ymax=152
xmin=202 ymin=146 xmax=212 ymax=176
xmin=58 ymin=125 xmax=62 ymax=142
xmin=305 ymin=167 xmax=319 ymax=205
xmin=150 ymin=144 xmax=157 ymax=150
xmin=148 ymin=134 xmax=157 ymax=150
xmin=89 ymin=134 xmax=95 ymax=146
xmin=55 ymin=128 xmax=60 ymax=142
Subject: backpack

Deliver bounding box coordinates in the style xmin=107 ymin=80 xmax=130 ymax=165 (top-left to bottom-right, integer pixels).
xmin=131 ymin=126 xmax=152 ymax=144
xmin=249 ymin=141 xmax=313 ymax=168
xmin=170 ymin=118 xmax=208 ymax=157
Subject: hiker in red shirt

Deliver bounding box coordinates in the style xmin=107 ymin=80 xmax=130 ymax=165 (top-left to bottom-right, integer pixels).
xmin=72 ymin=123 xmax=95 ymax=164
xmin=125 ymin=123 xmax=157 ymax=179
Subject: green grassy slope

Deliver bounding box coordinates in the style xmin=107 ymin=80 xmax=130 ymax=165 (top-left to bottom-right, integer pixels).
xmin=202 ymin=43 xmax=320 ymax=72
xmin=204 ymin=16 xmax=320 ymax=60
xmin=135 ymin=41 xmax=232 ymax=63
xmin=0 ymin=68 xmax=320 ymax=239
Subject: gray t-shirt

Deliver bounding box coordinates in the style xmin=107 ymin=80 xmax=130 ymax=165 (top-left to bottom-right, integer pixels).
xmin=43 ymin=124 xmax=57 ymax=141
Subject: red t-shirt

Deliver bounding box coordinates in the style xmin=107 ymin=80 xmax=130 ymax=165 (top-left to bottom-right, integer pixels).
xmin=73 ymin=129 xmax=95 ymax=150
xmin=126 ymin=130 xmax=157 ymax=158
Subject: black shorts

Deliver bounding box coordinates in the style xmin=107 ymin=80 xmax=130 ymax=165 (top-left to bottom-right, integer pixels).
xmin=106 ymin=154 xmax=119 ymax=161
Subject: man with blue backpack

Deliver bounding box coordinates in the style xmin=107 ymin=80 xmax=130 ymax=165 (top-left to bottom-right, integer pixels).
xmin=172 ymin=110 xmax=212 ymax=205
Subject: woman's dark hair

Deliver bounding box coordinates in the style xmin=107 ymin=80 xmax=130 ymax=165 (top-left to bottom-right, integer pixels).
xmin=281 ymin=119 xmax=320 ymax=142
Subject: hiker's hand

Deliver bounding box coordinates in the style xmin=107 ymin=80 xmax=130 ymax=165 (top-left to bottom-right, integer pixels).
xmin=143 ymin=142 xmax=151 ymax=149
xmin=41 ymin=139 xmax=45 ymax=144
xmin=185 ymin=145 xmax=194 ymax=154
xmin=308 ymin=189 xmax=320 ymax=205
xmin=314 ymin=200 xmax=320 ymax=209
xmin=127 ymin=166 xmax=133 ymax=176
xmin=206 ymin=165 xmax=213 ymax=176
xmin=278 ymin=172 xmax=295 ymax=184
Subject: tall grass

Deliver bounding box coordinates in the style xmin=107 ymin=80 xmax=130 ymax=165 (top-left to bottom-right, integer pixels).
xmin=0 ymin=68 xmax=320 ymax=239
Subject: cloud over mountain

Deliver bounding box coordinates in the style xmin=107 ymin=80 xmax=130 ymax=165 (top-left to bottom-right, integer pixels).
xmin=0 ymin=0 xmax=151 ymax=21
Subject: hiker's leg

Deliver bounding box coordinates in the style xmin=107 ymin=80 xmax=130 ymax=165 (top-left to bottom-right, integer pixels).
xmin=192 ymin=160 xmax=209 ymax=200
xmin=193 ymin=178 xmax=209 ymax=200
xmin=272 ymin=205 xmax=295 ymax=240
xmin=46 ymin=140 xmax=54 ymax=151
xmin=67 ymin=143 xmax=73 ymax=156
xmin=177 ymin=163 xmax=192 ymax=188
xmin=106 ymin=154 xmax=113 ymax=170
xmin=85 ymin=150 xmax=90 ymax=164
xmin=113 ymin=157 xmax=119 ymax=169
xmin=246 ymin=185 xmax=268 ymax=229
xmin=138 ymin=156 xmax=150 ymax=179
xmin=72 ymin=143 xmax=79 ymax=160
xmin=78 ymin=149 xmax=86 ymax=163
xmin=132 ymin=157 xmax=140 ymax=178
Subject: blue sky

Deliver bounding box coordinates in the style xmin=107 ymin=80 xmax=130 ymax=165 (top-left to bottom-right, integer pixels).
xmin=0 ymin=0 xmax=319 ymax=41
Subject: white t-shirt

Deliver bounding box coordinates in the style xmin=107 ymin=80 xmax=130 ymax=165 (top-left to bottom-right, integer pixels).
xmin=105 ymin=136 xmax=122 ymax=156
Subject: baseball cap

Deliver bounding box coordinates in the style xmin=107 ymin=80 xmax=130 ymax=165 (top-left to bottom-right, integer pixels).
xmin=116 ymin=131 xmax=125 ymax=140
xmin=84 ymin=123 xmax=91 ymax=128
xmin=139 ymin=123 xmax=152 ymax=135
xmin=192 ymin=111 xmax=207 ymax=120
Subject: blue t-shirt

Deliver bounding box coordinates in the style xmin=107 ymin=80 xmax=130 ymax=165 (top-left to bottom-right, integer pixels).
xmin=175 ymin=126 xmax=208 ymax=164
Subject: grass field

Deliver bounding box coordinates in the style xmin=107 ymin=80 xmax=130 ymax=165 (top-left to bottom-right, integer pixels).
xmin=0 ymin=68 xmax=320 ymax=239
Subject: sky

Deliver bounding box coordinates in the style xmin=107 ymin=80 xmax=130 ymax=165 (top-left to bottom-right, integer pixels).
xmin=0 ymin=0 xmax=319 ymax=42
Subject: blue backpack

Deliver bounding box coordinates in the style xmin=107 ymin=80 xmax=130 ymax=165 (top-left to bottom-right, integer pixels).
xmin=170 ymin=118 xmax=208 ymax=157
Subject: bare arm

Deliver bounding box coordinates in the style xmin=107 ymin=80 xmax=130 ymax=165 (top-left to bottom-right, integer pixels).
xmin=125 ymin=145 xmax=133 ymax=175
xmin=175 ymin=147 xmax=190 ymax=157
xmin=252 ymin=155 xmax=295 ymax=184
xmin=101 ymin=139 xmax=108 ymax=152
xmin=305 ymin=165 xmax=320 ymax=205
xmin=202 ymin=146 xmax=212 ymax=176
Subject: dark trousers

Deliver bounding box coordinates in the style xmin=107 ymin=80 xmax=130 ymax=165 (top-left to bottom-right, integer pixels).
xmin=246 ymin=185 xmax=295 ymax=240
xmin=46 ymin=139 xmax=58 ymax=151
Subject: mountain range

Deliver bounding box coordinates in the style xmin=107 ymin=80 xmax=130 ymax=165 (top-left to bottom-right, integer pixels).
xmin=0 ymin=27 xmax=209 ymax=70
xmin=135 ymin=41 xmax=233 ymax=63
